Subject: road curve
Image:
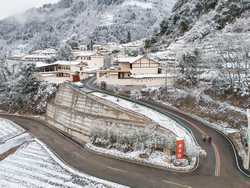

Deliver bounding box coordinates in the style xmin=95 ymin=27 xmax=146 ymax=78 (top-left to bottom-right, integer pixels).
xmin=0 ymin=112 xmax=249 ymax=188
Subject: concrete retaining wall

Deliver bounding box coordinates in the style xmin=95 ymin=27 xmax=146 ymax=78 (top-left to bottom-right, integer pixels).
xmin=46 ymin=84 xmax=159 ymax=144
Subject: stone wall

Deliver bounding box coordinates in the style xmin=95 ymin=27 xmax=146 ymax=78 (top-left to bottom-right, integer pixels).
xmin=46 ymin=84 xmax=158 ymax=144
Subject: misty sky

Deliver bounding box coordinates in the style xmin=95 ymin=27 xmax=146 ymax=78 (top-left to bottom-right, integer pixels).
xmin=0 ymin=0 xmax=60 ymax=19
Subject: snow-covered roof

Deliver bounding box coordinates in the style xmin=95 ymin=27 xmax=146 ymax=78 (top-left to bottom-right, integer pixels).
xmin=114 ymin=55 xmax=144 ymax=64
xmin=10 ymin=54 xmax=26 ymax=58
xmin=53 ymin=61 xmax=80 ymax=66
xmin=31 ymin=50 xmax=43 ymax=54
xmin=74 ymin=51 xmax=96 ymax=57
xmin=114 ymin=55 xmax=158 ymax=64
xmin=24 ymin=54 xmax=52 ymax=59
xmin=36 ymin=62 xmax=49 ymax=68
xmin=31 ymin=48 xmax=57 ymax=55
xmin=82 ymin=67 xmax=99 ymax=73
xmin=130 ymin=74 xmax=167 ymax=79
xmin=121 ymin=40 xmax=145 ymax=48
xmin=36 ymin=61 xmax=80 ymax=68
xmin=43 ymin=48 xmax=57 ymax=54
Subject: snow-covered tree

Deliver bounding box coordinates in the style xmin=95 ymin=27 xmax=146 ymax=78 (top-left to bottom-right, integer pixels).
xmin=214 ymin=34 xmax=250 ymax=96
xmin=0 ymin=63 xmax=57 ymax=113
xmin=56 ymin=44 xmax=73 ymax=61
xmin=177 ymin=48 xmax=202 ymax=86
xmin=90 ymin=125 xmax=176 ymax=153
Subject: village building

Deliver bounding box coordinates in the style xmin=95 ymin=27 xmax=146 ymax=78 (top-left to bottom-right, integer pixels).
xmin=23 ymin=54 xmax=54 ymax=62
xmin=8 ymin=48 xmax=58 ymax=62
xmin=35 ymin=60 xmax=94 ymax=84
xmin=23 ymin=48 xmax=57 ymax=62
xmin=97 ymin=55 xmax=173 ymax=89
xmin=31 ymin=48 xmax=57 ymax=56
xmin=72 ymin=51 xmax=105 ymax=69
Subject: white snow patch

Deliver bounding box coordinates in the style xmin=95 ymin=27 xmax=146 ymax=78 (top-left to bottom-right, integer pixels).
xmin=122 ymin=0 xmax=153 ymax=9
xmin=0 ymin=118 xmax=25 ymax=143
xmin=0 ymin=133 xmax=32 ymax=155
xmin=0 ymin=139 xmax=128 ymax=188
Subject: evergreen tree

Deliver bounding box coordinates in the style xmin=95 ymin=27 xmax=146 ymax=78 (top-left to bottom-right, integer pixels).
xmin=87 ymin=40 xmax=94 ymax=51
xmin=57 ymin=44 xmax=73 ymax=61
xmin=0 ymin=63 xmax=57 ymax=113
xmin=127 ymin=31 xmax=132 ymax=43
xmin=178 ymin=48 xmax=202 ymax=85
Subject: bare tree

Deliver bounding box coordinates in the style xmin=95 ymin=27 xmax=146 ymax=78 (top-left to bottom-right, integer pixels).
xmin=215 ymin=34 xmax=250 ymax=95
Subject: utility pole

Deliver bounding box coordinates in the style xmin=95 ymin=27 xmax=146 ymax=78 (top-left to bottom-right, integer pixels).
xmin=244 ymin=109 xmax=250 ymax=170
xmin=165 ymin=62 xmax=168 ymax=92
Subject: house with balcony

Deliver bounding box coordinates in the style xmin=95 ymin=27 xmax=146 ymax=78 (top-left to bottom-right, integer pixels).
xmin=97 ymin=55 xmax=173 ymax=88
xmin=72 ymin=51 xmax=105 ymax=69
xmin=35 ymin=60 xmax=94 ymax=84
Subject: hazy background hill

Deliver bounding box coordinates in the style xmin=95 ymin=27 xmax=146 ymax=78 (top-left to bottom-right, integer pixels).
xmin=0 ymin=0 xmax=176 ymax=55
xmin=153 ymin=0 xmax=250 ymax=46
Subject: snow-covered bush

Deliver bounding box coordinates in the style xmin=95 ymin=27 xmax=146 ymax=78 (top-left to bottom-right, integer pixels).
xmin=90 ymin=126 xmax=176 ymax=154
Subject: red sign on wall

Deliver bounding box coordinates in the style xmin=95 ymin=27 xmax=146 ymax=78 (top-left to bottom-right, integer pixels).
xmin=176 ymin=138 xmax=185 ymax=160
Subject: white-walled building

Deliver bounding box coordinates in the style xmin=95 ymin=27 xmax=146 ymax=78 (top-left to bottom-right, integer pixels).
xmin=9 ymin=48 xmax=57 ymax=62
xmin=36 ymin=60 xmax=94 ymax=84
xmin=73 ymin=51 xmax=105 ymax=69
xmin=97 ymin=55 xmax=173 ymax=88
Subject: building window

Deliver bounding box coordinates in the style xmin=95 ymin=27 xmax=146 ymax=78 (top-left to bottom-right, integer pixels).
xmin=118 ymin=72 xmax=125 ymax=79
xmin=130 ymin=64 xmax=132 ymax=69
xmin=158 ymin=68 xmax=162 ymax=74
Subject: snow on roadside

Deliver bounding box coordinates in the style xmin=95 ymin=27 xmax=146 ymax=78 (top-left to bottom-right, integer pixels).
xmin=0 ymin=118 xmax=25 ymax=143
xmin=0 ymin=119 xmax=128 ymax=188
xmin=0 ymin=139 xmax=128 ymax=188
xmin=86 ymin=143 xmax=196 ymax=172
xmin=36 ymin=139 xmax=129 ymax=188
xmin=0 ymin=133 xmax=32 ymax=155
xmin=92 ymin=92 xmax=200 ymax=156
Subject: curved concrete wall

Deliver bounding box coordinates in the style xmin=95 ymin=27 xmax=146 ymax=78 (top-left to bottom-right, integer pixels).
xmin=46 ymin=84 xmax=159 ymax=144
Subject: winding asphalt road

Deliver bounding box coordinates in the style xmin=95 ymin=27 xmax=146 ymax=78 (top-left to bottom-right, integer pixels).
xmin=0 ymin=80 xmax=249 ymax=187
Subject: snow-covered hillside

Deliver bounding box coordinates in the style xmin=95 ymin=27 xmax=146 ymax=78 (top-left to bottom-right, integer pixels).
xmin=0 ymin=0 xmax=176 ymax=55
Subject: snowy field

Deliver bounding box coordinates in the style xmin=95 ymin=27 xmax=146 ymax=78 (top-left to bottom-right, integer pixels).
xmin=92 ymin=92 xmax=200 ymax=156
xmin=0 ymin=119 xmax=128 ymax=188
